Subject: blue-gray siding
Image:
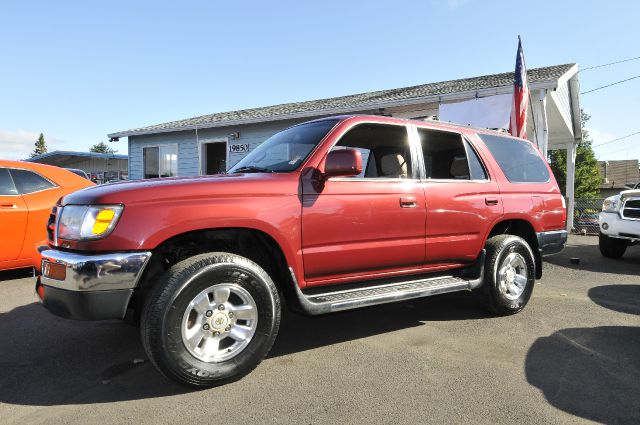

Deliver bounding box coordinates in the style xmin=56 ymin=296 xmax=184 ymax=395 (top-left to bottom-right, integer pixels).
xmin=128 ymin=118 xmax=317 ymax=179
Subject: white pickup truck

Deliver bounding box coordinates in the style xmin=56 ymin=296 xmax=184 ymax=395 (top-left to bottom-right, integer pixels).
xmin=599 ymin=182 xmax=640 ymax=258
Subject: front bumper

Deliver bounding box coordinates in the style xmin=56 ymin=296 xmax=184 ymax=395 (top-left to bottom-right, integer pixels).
xmin=536 ymin=230 xmax=567 ymax=256
xmin=599 ymin=212 xmax=640 ymax=240
xmin=37 ymin=249 xmax=152 ymax=320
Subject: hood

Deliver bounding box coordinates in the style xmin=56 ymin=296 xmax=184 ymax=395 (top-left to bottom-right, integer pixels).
xmin=620 ymin=189 xmax=640 ymax=200
xmin=61 ymin=173 xmax=297 ymax=205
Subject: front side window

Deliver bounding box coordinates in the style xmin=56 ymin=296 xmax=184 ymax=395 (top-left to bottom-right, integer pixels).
xmin=0 ymin=168 xmax=18 ymax=195
xmin=478 ymin=134 xmax=550 ymax=183
xmin=9 ymin=168 xmax=56 ymax=194
xmin=331 ymin=123 xmax=412 ymax=179
xmin=228 ymin=119 xmax=339 ymax=173
xmin=143 ymin=145 xmax=177 ymax=178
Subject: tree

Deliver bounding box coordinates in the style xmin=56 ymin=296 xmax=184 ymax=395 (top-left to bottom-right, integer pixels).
xmin=548 ymin=110 xmax=601 ymax=198
xmin=30 ymin=133 xmax=48 ymax=158
xmin=90 ymin=141 xmax=116 ymax=154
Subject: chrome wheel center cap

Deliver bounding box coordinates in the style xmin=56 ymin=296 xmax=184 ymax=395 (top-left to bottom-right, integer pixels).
xmin=210 ymin=312 xmax=230 ymax=330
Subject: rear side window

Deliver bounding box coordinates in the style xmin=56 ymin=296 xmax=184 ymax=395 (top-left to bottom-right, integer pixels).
xmin=0 ymin=168 xmax=18 ymax=195
xmin=9 ymin=169 xmax=56 ymax=194
xmin=479 ymin=134 xmax=550 ymax=183
xmin=418 ymin=128 xmax=487 ymax=180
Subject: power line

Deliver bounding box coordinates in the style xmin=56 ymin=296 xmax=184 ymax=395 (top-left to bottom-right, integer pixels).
xmin=580 ymin=74 xmax=640 ymax=94
xmin=596 ymin=143 xmax=640 ymax=158
xmin=593 ymin=131 xmax=640 ymax=147
xmin=580 ymin=55 xmax=640 ymax=72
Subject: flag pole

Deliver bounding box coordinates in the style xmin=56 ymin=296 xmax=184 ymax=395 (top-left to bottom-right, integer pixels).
xmin=519 ymin=35 xmax=540 ymax=148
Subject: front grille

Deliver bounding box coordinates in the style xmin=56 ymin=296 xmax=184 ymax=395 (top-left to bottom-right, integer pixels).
xmin=47 ymin=206 xmax=57 ymax=244
xmin=622 ymin=197 xmax=640 ymax=220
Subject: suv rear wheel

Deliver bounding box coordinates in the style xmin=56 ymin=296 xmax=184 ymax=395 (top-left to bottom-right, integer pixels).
xmin=481 ymin=235 xmax=536 ymax=315
xmin=599 ymin=233 xmax=627 ymax=258
xmin=141 ymin=252 xmax=281 ymax=388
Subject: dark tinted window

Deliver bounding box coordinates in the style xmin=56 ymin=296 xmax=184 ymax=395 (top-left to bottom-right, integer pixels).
xmin=0 ymin=168 xmax=18 ymax=195
xmin=10 ymin=169 xmax=56 ymax=194
xmin=465 ymin=142 xmax=488 ymax=180
xmin=333 ymin=123 xmax=412 ymax=178
xmin=479 ymin=134 xmax=550 ymax=183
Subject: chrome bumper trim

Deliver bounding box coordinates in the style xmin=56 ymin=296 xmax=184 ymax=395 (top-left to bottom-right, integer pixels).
xmin=40 ymin=249 xmax=152 ymax=291
xmin=536 ymin=230 xmax=567 ymax=256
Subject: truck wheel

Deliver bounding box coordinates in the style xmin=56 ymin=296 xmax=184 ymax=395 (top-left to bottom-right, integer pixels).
xmin=140 ymin=252 xmax=281 ymax=388
xmin=599 ymin=233 xmax=627 ymax=258
xmin=481 ymin=235 xmax=535 ymax=316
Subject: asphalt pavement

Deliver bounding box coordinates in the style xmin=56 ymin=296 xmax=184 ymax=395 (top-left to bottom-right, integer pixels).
xmin=0 ymin=235 xmax=638 ymax=424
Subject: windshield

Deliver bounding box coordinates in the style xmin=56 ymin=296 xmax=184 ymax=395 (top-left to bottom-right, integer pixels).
xmin=228 ymin=119 xmax=340 ymax=173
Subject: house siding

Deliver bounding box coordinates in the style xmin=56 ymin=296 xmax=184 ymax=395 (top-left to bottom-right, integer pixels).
xmin=128 ymin=118 xmax=315 ymax=180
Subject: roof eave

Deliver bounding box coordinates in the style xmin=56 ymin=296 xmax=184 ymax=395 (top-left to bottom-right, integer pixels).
xmin=109 ymin=79 xmax=561 ymax=139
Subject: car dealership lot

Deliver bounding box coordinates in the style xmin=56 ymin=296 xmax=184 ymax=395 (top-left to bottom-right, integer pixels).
xmin=0 ymin=236 xmax=638 ymax=425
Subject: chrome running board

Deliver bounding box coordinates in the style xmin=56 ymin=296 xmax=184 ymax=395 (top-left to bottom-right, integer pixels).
xmin=290 ymin=251 xmax=485 ymax=315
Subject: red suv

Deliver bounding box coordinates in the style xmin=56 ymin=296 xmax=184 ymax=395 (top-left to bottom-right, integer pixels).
xmin=36 ymin=115 xmax=566 ymax=387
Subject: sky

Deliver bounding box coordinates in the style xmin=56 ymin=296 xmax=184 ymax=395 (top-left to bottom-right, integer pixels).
xmin=1 ymin=0 xmax=639 ymax=161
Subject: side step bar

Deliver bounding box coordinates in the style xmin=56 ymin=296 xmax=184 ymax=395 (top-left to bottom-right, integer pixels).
xmin=291 ymin=251 xmax=485 ymax=315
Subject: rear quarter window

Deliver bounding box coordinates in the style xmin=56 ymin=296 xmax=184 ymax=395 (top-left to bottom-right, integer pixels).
xmin=478 ymin=134 xmax=550 ymax=183
xmin=9 ymin=168 xmax=57 ymax=194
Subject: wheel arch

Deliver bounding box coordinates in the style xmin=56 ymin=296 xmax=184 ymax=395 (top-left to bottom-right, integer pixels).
xmin=127 ymin=227 xmax=301 ymax=323
xmin=486 ymin=219 xmax=542 ymax=279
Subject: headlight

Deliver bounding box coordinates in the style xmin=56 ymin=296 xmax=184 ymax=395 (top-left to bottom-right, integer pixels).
xmin=57 ymin=205 xmax=123 ymax=240
xmin=602 ymin=196 xmax=621 ymax=213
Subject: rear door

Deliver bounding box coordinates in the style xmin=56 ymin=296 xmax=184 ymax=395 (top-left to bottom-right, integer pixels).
xmin=414 ymin=126 xmax=503 ymax=265
xmin=0 ymin=168 xmax=28 ymax=261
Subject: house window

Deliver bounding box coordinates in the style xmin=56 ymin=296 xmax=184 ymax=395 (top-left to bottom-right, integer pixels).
xmin=143 ymin=145 xmax=178 ymax=178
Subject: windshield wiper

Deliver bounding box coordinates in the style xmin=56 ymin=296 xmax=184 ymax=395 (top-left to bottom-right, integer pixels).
xmin=232 ymin=166 xmax=274 ymax=173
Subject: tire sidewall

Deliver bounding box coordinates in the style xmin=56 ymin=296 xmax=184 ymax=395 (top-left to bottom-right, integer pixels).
xmin=490 ymin=238 xmax=535 ymax=312
xmin=155 ymin=256 xmax=279 ymax=386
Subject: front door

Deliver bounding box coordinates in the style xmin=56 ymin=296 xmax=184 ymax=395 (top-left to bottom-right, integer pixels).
xmin=0 ymin=168 xmax=28 ymax=262
xmin=301 ymin=123 xmax=426 ymax=284
xmin=203 ymin=142 xmax=227 ymax=174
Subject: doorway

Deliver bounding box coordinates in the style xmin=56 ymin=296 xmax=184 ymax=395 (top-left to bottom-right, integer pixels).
xmin=202 ymin=141 xmax=227 ymax=175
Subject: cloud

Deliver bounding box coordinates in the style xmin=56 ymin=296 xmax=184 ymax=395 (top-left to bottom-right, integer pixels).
xmin=0 ymin=129 xmax=64 ymax=160
xmin=446 ymin=0 xmax=468 ymax=9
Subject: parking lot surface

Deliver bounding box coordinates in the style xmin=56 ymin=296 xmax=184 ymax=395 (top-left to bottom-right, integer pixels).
xmin=0 ymin=235 xmax=638 ymax=424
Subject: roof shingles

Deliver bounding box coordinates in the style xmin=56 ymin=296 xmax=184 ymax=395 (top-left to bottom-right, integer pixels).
xmin=111 ymin=63 xmax=575 ymax=137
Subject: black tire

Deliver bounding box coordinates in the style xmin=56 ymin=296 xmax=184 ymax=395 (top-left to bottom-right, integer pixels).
xmin=599 ymin=233 xmax=627 ymax=258
xmin=481 ymin=235 xmax=536 ymax=316
xmin=140 ymin=252 xmax=281 ymax=388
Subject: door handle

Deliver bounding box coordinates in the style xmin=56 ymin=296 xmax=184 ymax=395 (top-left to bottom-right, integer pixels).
xmin=485 ymin=197 xmax=499 ymax=206
xmin=1 ymin=204 xmax=17 ymax=209
xmin=400 ymin=196 xmax=417 ymax=208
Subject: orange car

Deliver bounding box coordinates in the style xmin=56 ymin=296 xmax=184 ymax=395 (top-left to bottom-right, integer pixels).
xmin=0 ymin=160 xmax=94 ymax=271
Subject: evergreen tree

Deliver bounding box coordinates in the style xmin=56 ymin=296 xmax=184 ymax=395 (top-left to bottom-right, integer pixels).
xmin=90 ymin=141 xmax=116 ymax=154
xmin=30 ymin=133 xmax=48 ymax=158
xmin=548 ymin=110 xmax=601 ymax=198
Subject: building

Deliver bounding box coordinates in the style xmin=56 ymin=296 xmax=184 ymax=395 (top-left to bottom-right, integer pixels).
xmin=599 ymin=159 xmax=640 ymax=198
xmin=109 ymin=63 xmax=582 ymax=230
xmin=26 ymin=150 xmax=128 ymax=184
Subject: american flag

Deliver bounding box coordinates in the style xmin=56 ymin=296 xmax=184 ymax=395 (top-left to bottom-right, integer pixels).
xmin=509 ymin=37 xmax=529 ymax=139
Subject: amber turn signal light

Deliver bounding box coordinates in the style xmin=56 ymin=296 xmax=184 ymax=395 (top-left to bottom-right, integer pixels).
xmin=42 ymin=261 xmax=66 ymax=281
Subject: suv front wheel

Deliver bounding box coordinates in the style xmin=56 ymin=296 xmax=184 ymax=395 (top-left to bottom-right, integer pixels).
xmin=599 ymin=233 xmax=627 ymax=258
xmin=141 ymin=252 xmax=281 ymax=388
xmin=481 ymin=235 xmax=536 ymax=315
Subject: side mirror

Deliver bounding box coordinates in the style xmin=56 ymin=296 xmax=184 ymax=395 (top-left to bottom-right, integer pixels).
xmin=324 ymin=148 xmax=363 ymax=178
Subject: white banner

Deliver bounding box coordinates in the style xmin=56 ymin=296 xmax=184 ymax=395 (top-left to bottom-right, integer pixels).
xmin=439 ymin=94 xmax=511 ymax=130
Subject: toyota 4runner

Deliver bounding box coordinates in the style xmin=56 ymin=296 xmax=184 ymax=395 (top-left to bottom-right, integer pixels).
xmin=35 ymin=115 xmax=567 ymax=387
